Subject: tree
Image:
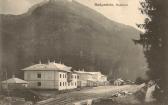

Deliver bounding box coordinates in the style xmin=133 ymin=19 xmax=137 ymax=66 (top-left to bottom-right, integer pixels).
xmin=135 ymin=0 xmax=168 ymax=101
xmin=135 ymin=77 xmax=146 ymax=85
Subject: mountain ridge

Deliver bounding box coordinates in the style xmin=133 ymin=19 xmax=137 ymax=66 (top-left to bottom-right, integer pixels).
xmin=0 ymin=0 xmax=147 ymax=80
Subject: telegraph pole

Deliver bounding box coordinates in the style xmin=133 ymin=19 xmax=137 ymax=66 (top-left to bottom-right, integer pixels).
xmin=0 ymin=75 xmax=1 ymax=90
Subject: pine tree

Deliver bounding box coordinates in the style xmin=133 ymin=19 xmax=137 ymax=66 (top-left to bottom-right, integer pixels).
xmin=135 ymin=0 xmax=168 ymax=101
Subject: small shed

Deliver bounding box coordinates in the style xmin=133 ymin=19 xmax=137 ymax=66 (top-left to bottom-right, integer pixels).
xmin=87 ymin=80 xmax=98 ymax=87
xmin=114 ymin=78 xmax=125 ymax=86
xmin=1 ymin=76 xmax=28 ymax=90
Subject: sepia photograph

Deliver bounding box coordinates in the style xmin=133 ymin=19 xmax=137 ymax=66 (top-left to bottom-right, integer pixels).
xmin=0 ymin=0 xmax=168 ymax=105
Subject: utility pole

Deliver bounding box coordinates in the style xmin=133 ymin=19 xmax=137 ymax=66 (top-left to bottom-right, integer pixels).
xmin=0 ymin=71 xmax=2 ymax=92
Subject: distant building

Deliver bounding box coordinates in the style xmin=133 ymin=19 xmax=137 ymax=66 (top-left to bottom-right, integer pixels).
xmin=101 ymin=75 xmax=108 ymax=82
xmin=114 ymin=78 xmax=125 ymax=86
xmin=22 ymin=61 xmax=77 ymax=90
xmin=74 ymin=70 xmax=93 ymax=87
xmin=74 ymin=70 xmax=108 ymax=87
xmin=1 ymin=75 xmax=28 ymax=90
xmin=99 ymin=74 xmax=108 ymax=86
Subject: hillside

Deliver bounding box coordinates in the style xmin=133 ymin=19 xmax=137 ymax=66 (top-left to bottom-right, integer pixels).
xmin=0 ymin=0 xmax=147 ymax=80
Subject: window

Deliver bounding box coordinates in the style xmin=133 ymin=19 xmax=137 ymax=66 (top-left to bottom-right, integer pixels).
xmin=60 ymin=82 xmax=62 ymax=86
xmin=37 ymin=82 xmax=41 ymax=86
xmin=68 ymin=83 xmax=70 ymax=86
xmin=75 ymin=82 xmax=77 ymax=86
xmin=77 ymin=76 xmax=79 ymax=79
xmin=37 ymin=73 xmax=41 ymax=78
xmin=63 ymin=82 xmax=64 ymax=86
xmin=60 ymin=74 xmax=62 ymax=78
xmin=63 ymin=74 xmax=64 ymax=78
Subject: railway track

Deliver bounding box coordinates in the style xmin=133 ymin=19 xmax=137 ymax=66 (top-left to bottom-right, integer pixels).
xmin=36 ymin=85 xmax=140 ymax=105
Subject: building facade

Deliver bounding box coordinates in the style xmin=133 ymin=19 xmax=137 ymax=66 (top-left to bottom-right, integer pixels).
xmin=74 ymin=70 xmax=108 ymax=87
xmin=75 ymin=71 xmax=93 ymax=87
xmin=22 ymin=61 xmax=77 ymax=90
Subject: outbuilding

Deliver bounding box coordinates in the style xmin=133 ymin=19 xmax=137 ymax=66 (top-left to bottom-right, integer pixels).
xmin=1 ymin=76 xmax=28 ymax=90
xmin=114 ymin=78 xmax=125 ymax=86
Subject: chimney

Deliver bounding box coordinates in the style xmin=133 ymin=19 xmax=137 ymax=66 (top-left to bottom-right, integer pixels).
xmin=39 ymin=60 xmax=42 ymax=64
xmin=59 ymin=61 xmax=62 ymax=64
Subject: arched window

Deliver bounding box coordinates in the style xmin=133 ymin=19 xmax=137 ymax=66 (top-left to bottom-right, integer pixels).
xmin=60 ymin=82 xmax=62 ymax=86
xmin=60 ymin=74 xmax=62 ymax=78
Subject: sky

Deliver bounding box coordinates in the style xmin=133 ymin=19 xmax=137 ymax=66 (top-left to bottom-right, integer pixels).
xmin=0 ymin=0 xmax=145 ymax=30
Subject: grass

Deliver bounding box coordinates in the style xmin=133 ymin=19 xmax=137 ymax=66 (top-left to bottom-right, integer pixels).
xmin=1 ymin=88 xmax=44 ymax=103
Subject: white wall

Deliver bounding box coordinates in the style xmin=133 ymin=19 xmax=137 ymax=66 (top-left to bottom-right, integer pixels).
xmin=58 ymin=73 xmax=77 ymax=90
xmin=77 ymin=73 xmax=93 ymax=81
xmin=68 ymin=74 xmax=77 ymax=89
xmin=24 ymin=70 xmax=59 ymax=89
xmin=58 ymin=72 xmax=67 ymax=90
xmin=100 ymin=76 xmax=107 ymax=82
xmin=92 ymin=72 xmax=102 ymax=81
xmin=76 ymin=72 xmax=108 ymax=87
xmin=24 ymin=71 xmax=77 ymax=90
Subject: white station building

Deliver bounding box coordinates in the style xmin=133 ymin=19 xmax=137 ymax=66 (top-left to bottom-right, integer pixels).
xmin=74 ymin=70 xmax=108 ymax=87
xmin=22 ymin=61 xmax=77 ymax=90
